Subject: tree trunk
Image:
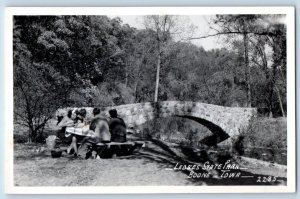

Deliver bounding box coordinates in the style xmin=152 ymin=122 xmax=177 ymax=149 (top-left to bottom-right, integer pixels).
xmin=267 ymin=81 xmax=274 ymax=118
xmin=125 ymin=69 xmax=128 ymax=88
xmin=134 ymin=69 xmax=141 ymax=103
xmin=125 ymin=61 xmax=128 ymax=88
xmin=154 ymin=50 xmax=161 ymax=102
xmin=28 ymin=129 xmax=34 ymax=143
xmin=268 ymin=50 xmax=278 ymax=118
xmin=28 ymin=134 xmax=32 ymax=143
xmin=275 ymin=84 xmax=286 ymax=117
xmin=243 ymin=32 xmax=251 ymax=107
xmin=256 ymin=41 xmax=273 ymax=117
xmin=134 ymin=82 xmax=138 ymax=101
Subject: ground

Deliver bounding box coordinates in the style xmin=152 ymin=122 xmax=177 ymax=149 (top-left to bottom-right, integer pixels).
xmin=14 ymin=139 xmax=287 ymax=186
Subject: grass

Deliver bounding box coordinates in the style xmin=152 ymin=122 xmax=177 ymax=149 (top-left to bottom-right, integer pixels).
xmin=13 ymin=116 xmax=287 ymax=186
xmin=14 ymin=138 xmax=287 ymax=186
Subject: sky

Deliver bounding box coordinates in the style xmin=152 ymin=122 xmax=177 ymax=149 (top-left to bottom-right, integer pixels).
xmin=108 ymin=15 xmax=226 ymax=51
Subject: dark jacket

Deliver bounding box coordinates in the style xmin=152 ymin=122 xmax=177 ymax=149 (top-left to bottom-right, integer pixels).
xmin=89 ymin=116 xmax=111 ymax=142
xmin=109 ymin=117 xmax=127 ymax=142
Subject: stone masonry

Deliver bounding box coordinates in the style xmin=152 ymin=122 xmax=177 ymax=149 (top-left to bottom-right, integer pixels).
xmin=56 ymin=101 xmax=257 ymax=145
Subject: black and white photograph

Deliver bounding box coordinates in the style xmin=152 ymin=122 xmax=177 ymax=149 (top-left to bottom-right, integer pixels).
xmin=5 ymin=7 xmax=295 ymax=193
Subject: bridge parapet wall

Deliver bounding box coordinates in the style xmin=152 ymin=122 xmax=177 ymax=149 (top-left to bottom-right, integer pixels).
xmin=56 ymin=101 xmax=257 ymax=144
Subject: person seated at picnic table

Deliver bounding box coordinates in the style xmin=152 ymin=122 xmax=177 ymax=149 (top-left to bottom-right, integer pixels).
xmin=108 ymin=109 xmax=127 ymax=143
xmin=77 ymin=108 xmax=111 ymax=159
xmin=86 ymin=107 xmax=111 ymax=142
xmin=64 ymin=108 xmax=89 ymax=156
xmin=56 ymin=109 xmax=75 ymax=145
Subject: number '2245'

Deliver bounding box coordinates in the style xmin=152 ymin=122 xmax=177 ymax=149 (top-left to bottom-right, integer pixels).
xmin=257 ymin=176 xmax=277 ymax=183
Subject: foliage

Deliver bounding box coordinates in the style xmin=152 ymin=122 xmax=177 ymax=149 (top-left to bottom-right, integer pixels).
xmin=13 ymin=15 xmax=287 ymax=143
xmin=240 ymin=117 xmax=287 ymax=150
xmin=207 ymin=14 xmax=287 ymax=115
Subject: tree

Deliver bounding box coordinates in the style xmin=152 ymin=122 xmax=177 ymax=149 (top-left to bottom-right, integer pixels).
xmin=13 ymin=16 xmax=93 ymax=141
xmin=13 ymin=14 xmax=287 ymax=144
xmin=143 ymin=15 xmax=195 ymax=102
xmin=190 ymin=14 xmax=286 ymax=113
xmin=247 ymin=15 xmax=286 ymax=117
xmin=13 ymin=33 xmax=74 ymax=142
xmin=123 ymin=29 xmax=157 ymax=102
xmin=265 ymin=20 xmax=286 ymax=117
xmin=208 ymin=15 xmax=263 ymax=107
xmin=143 ymin=15 xmax=171 ymax=102
xmin=13 ymin=15 xmax=143 ymax=142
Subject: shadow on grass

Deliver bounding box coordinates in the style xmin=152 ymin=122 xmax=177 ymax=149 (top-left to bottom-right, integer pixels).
xmin=118 ymin=138 xmax=286 ymax=186
xmin=14 ymin=140 xmax=287 ymax=186
xmin=14 ymin=151 xmax=49 ymax=161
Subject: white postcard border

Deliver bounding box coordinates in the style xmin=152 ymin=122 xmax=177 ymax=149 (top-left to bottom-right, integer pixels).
xmin=4 ymin=6 xmax=296 ymax=194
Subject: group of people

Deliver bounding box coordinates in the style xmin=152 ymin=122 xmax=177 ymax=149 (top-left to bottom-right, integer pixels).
xmin=56 ymin=107 xmax=127 ymax=159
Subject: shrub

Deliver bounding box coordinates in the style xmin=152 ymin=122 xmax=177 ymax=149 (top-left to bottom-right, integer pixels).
xmin=14 ymin=134 xmax=28 ymax=143
xmin=241 ymin=117 xmax=287 ymax=150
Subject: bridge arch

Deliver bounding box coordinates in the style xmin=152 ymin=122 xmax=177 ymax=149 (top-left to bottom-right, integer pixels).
xmin=176 ymin=115 xmax=230 ymax=144
xmin=56 ymin=101 xmax=256 ymax=145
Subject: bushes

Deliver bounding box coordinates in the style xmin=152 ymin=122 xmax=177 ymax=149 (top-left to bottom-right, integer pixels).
xmin=14 ymin=134 xmax=28 ymax=143
xmin=14 ymin=133 xmax=47 ymax=144
xmin=241 ymin=117 xmax=287 ymax=150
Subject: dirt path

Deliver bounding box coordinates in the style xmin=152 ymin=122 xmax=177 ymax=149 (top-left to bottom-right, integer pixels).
xmin=14 ymin=141 xmax=287 ymax=186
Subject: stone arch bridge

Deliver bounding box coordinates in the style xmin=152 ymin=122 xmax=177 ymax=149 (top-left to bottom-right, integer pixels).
xmin=57 ymin=101 xmax=257 ymax=145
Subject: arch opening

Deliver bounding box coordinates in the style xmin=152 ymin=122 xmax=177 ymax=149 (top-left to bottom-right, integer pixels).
xmin=176 ymin=115 xmax=230 ymax=146
xmin=135 ymin=114 xmax=229 ymax=147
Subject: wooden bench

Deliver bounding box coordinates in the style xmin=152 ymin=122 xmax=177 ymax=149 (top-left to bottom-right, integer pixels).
xmin=95 ymin=141 xmax=145 ymax=158
xmin=52 ymin=140 xmax=145 ymax=159
xmin=96 ymin=141 xmax=144 ymax=147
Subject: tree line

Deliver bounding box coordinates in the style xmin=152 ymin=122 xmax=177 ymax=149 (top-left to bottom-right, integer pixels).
xmin=13 ymin=15 xmax=286 ymax=142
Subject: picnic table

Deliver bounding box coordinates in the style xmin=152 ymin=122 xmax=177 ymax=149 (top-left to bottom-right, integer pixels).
xmin=65 ymin=126 xmax=92 ymax=137
xmin=49 ymin=133 xmax=145 ymax=158
xmin=50 ymin=123 xmax=145 ymax=158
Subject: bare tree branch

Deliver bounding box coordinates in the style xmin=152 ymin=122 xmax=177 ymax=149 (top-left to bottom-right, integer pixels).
xmin=189 ymin=31 xmax=277 ymax=40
